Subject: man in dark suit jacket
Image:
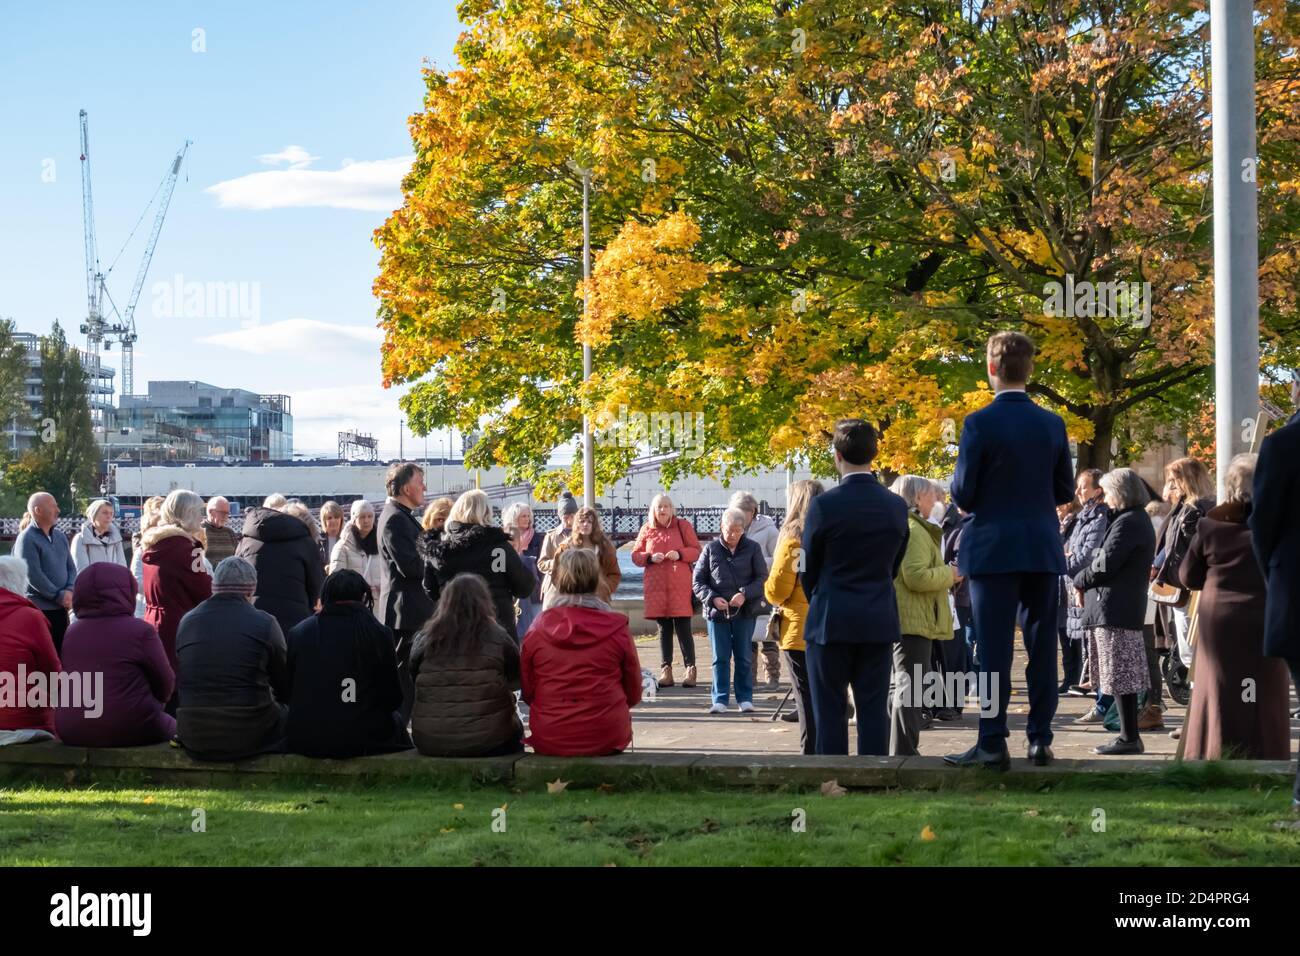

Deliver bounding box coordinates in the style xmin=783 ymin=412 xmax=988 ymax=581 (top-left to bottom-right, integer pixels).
xmin=1249 ymin=373 xmax=1300 ymax=811
xmin=801 ymin=419 xmax=909 ymax=755
xmin=378 ymin=461 xmax=434 ymax=724
xmin=944 ymin=332 xmax=1074 ymax=769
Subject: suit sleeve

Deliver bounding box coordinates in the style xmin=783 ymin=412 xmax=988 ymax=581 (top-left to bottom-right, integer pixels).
xmin=384 ymin=518 xmax=424 ymax=581
xmin=620 ymin=623 xmax=643 ymax=707
xmin=1249 ymin=433 xmax=1284 ymax=571
xmin=951 ymin=416 xmax=980 ymax=513
xmin=800 ymin=498 xmax=825 ymax=602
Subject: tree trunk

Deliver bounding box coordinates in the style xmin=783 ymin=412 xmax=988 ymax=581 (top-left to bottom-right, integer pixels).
xmin=1075 ymin=407 xmax=1115 ymax=472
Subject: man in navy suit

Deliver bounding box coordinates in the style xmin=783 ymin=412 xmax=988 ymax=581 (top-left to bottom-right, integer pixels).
xmin=801 ymin=419 xmax=910 ymax=755
xmin=1249 ymin=370 xmax=1300 ymax=812
xmin=944 ymin=332 xmax=1074 ymax=769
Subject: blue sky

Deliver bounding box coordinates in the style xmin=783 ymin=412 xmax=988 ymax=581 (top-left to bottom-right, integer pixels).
xmin=0 ymin=1 xmax=464 ymax=458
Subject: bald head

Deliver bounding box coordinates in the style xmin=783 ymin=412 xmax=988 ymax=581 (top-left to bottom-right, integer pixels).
xmin=27 ymin=493 xmax=58 ymax=531
xmin=206 ymin=495 xmax=231 ymax=528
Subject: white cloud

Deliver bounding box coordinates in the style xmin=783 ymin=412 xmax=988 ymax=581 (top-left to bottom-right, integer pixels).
xmin=206 ymin=155 xmax=411 ymax=211
xmin=288 ymin=383 xmax=410 ymax=458
xmin=198 ymin=318 xmax=382 ymax=355
xmin=257 ymin=145 xmax=319 ymax=169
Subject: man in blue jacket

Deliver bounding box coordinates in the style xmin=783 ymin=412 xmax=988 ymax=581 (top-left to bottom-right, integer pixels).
xmin=1249 ymin=370 xmax=1300 ymax=811
xmin=14 ymin=491 xmax=77 ymax=656
xmin=944 ymin=332 xmax=1074 ymax=769
xmin=801 ymin=419 xmax=909 ymax=755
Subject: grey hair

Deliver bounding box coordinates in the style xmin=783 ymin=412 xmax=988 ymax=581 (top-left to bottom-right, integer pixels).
xmin=349 ymin=498 xmax=375 ymax=521
xmin=84 ymin=498 xmax=113 ymax=523
xmin=890 ymin=474 xmax=933 ymax=511
xmin=160 ymin=489 xmax=205 ymax=534
xmin=213 ymin=555 xmax=258 ymax=589
xmin=1099 ymin=468 xmax=1149 ymax=511
xmin=727 ymin=491 xmax=759 ymax=515
xmin=1223 ymin=453 xmax=1257 ymax=504
xmin=263 ymin=493 xmax=287 ymax=510
xmin=501 ymin=501 xmax=533 ymax=530
xmin=0 ymin=556 xmax=29 ymax=596
xmin=721 ymin=507 xmax=748 ymax=531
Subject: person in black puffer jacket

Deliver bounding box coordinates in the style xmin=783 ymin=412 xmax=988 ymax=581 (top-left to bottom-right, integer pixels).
xmin=428 ymin=490 xmax=534 ymax=642
xmin=236 ymin=506 xmax=325 ymax=636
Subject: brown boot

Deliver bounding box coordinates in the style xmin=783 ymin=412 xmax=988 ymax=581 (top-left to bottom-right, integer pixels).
xmin=1138 ymin=703 xmax=1164 ymax=730
xmin=658 ymin=663 xmax=674 ymax=687
xmin=682 ymin=665 xmax=697 ymax=688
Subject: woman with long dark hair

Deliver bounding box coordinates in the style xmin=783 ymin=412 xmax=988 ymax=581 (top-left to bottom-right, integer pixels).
xmin=545 ymin=505 xmax=621 ymax=607
xmin=284 ymin=569 xmax=410 ymax=758
xmin=409 ymin=573 xmax=524 ymax=757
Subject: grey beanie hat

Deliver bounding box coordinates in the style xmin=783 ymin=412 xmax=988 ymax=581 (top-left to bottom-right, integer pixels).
xmin=558 ymin=491 xmax=579 ymax=517
xmin=212 ymin=556 xmax=258 ymax=595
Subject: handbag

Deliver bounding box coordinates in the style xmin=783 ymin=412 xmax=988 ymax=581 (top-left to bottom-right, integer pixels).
xmin=764 ymin=570 xmax=799 ymax=643
xmin=1148 ymin=579 xmax=1188 ymax=608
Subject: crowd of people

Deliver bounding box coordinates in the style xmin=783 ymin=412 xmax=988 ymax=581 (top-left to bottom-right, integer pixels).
xmin=0 ymin=332 xmax=1297 ymax=810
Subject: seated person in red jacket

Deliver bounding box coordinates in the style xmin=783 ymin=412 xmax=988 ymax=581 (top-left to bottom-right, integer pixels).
xmin=0 ymin=556 xmax=60 ymax=736
xmin=522 ymin=548 xmax=642 ymax=756
xmin=56 ymin=562 xmax=176 ymax=747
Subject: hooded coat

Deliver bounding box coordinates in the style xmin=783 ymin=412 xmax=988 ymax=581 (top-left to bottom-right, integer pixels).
xmin=520 ymin=602 xmax=642 ymax=756
xmin=0 ymin=587 xmax=59 ymax=733
xmin=409 ymin=620 xmax=522 ymax=757
xmin=236 ymin=507 xmax=324 ymax=636
xmin=55 ymin=563 xmax=176 ymax=747
xmin=72 ymin=521 xmax=127 ymax=572
xmin=141 ymin=525 xmax=213 ymax=680
xmin=426 ymin=521 xmax=535 ymax=642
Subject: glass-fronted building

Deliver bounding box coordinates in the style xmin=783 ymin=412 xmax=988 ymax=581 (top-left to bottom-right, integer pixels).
xmin=113 ymin=381 xmax=292 ymax=462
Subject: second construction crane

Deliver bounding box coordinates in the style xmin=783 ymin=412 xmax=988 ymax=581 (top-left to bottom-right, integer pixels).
xmin=79 ymin=109 xmax=190 ymax=398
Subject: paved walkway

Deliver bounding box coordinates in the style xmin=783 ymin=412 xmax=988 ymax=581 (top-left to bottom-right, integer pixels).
xmin=626 ymin=634 xmax=1300 ymax=761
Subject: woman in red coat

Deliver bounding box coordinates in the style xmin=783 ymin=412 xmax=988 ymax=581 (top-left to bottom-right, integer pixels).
xmin=631 ymin=494 xmax=701 ymax=687
xmin=142 ymin=490 xmax=212 ymax=711
xmin=522 ymin=548 xmax=642 ymax=756
xmin=0 ymin=556 xmax=60 ymax=735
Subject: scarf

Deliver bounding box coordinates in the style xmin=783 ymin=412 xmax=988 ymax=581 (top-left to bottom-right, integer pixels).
xmin=347 ymin=522 xmax=378 ymax=557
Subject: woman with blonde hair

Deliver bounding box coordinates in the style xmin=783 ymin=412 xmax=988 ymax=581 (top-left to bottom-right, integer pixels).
xmin=131 ymin=495 xmax=166 ymax=618
xmin=763 ymin=479 xmax=824 ymax=752
xmin=631 ymin=493 xmax=701 ymax=687
xmin=74 ymin=498 xmax=126 ymax=571
xmin=318 ymin=500 xmax=345 ymax=570
xmin=549 ymin=505 xmax=621 ymax=607
xmin=427 ymin=489 xmax=535 ymax=641
xmin=141 ymin=489 xmax=212 ymax=708
xmin=417 ymin=496 xmax=455 ymax=604
xmin=1153 ymin=456 xmax=1216 ymax=670
xmin=502 ymin=502 xmax=545 ymax=639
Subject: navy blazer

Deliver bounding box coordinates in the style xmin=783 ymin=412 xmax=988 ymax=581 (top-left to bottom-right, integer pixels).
xmin=800 ymin=472 xmax=909 ymax=645
xmin=1249 ymin=416 xmax=1300 ymax=661
xmin=952 ymin=390 xmax=1074 ymax=576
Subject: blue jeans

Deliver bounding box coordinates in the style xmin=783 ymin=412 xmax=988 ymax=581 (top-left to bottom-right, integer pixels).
xmin=708 ymin=615 xmax=756 ymax=705
xmin=516 ymin=599 xmax=541 ymax=643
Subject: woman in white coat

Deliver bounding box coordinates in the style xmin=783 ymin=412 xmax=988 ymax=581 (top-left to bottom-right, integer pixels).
xmin=74 ymin=499 xmax=128 ymax=571
xmin=329 ymin=499 xmax=383 ymax=615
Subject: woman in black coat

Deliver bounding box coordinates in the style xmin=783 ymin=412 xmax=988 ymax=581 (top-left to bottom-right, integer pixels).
xmin=1072 ymin=468 xmax=1156 ymax=756
xmin=235 ymin=506 xmax=325 ymax=636
xmin=284 ymin=570 xmax=411 ymax=758
xmin=428 ymin=491 xmax=535 ymax=642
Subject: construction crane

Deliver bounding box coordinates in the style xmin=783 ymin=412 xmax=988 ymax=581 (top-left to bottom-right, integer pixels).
xmin=79 ymin=109 xmax=190 ymax=399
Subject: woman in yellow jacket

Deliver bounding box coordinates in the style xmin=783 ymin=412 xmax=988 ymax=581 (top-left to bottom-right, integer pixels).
xmin=763 ymin=479 xmax=825 ymax=754
xmin=888 ymin=475 xmax=958 ymax=756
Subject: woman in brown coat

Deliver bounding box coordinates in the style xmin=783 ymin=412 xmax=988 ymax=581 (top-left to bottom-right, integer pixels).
xmin=545 ymin=506 xmax=621 ymax=606
xmin=1179 ymin=454 xmax=1292 ymax=760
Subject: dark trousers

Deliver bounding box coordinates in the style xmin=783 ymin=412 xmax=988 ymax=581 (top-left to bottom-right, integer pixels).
xmin=655 ymin=617 xmax=695 ymax=667
xmin=1058 ymin=626 xmax=1082 ymax=688
xmin=968 ymin=572 xmax=1059 ymax=750
xmin=1143 ymin=623 xmax=1163 ymax=706
xmin=393 ymin=629 xmax=417 ymax=727
xmin=806 ymin=641 xmax=892 ymax=756
xmin=42 ymin=608 xmax=69 ymax=658
xmin=933 ymin=630 xmax=970 ymax=711
xmin=783 ymin=649 xmax=816 ymax=755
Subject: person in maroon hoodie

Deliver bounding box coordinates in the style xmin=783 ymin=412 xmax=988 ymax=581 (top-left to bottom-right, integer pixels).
xmin=55 ymin=562 xmax=176 ymax=747
xmin=521 ymin=548 xmax=642 ymax=756
xmin=141 ymin=490 xmax=212 ymax=711
xmin=0 ymin=556 xmax=60 ymax=735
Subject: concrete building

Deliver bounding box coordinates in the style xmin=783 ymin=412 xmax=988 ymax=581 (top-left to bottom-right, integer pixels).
xmin=3 ymin=330 xmax=115 ymax=455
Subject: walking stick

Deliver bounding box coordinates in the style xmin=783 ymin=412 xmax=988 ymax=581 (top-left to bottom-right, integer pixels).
xmin=770 ymin=685 xmax=794 ymax=721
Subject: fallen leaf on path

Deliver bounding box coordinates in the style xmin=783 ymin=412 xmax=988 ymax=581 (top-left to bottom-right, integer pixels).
xmin=1023 ymin=809 xmax=1040 ymax=817
xmin=547 ymin=778 xmax=570 ymax=793
xmin=920 ymin=825 xmax=938 ymax=841
xmin=452 ymin=803 xmax=464 ymax=810
xmin=820 ymin=779 xmax=846 ymax=798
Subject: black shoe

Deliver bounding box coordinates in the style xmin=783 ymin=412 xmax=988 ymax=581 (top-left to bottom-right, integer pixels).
xmin=780 ymin=710 xmax=800 ymax=723
xmin=943 ymin=743 xmax=1010 ymax=770
xmin=1027 ymin=742 xmax=1054 ymax=766
xmin=1094 ymin=736 xmax=1145 ymax=756
xmin=935 ymin=708 xmax=961 ymax=721
xmin=1057 ymin=681 xmax=1071 ymax=695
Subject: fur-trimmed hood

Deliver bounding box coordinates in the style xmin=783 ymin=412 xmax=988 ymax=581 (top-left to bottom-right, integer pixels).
xmin=140 ymin=523 xmax=203 ymax=550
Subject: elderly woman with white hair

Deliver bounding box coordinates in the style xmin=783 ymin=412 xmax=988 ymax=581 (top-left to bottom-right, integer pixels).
xmin=888 ymin=475 xmax=958 ymax=755
xmin=73 ymin=498 xmax=126 ymax=572
xmin=502 ymin=502 xmax=545 ymax=639
xmin=692 ymin=507 xmax=769 ymax=714
xmin=330 ymin=499 xmax=383 ymax=614
xmin=141 ymin=489 xmax=213 ymax=709
xmin=1180 ymin=454 xmax=1292 ymax=760
xmin=1072 ymin=468 xmax=1157 ymax=755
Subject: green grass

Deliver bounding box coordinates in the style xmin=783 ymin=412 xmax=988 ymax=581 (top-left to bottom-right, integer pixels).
xmin=3 ymin=770 xmax=1299 ymax=866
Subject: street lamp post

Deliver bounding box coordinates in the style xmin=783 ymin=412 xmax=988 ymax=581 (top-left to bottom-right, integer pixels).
xmin=581 ymin=167 xmax=596 ymax=508
xmin=1211 ymin=1 xmax=1260 ymax=496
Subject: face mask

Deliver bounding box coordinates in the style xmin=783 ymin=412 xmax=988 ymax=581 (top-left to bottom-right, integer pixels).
xmin=929 ymin=501 xmax=946 ymax=525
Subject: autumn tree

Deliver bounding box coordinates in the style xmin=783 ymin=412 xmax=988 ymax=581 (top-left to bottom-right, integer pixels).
xmin=376 ymin=0 xmax=1300 ymax=493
